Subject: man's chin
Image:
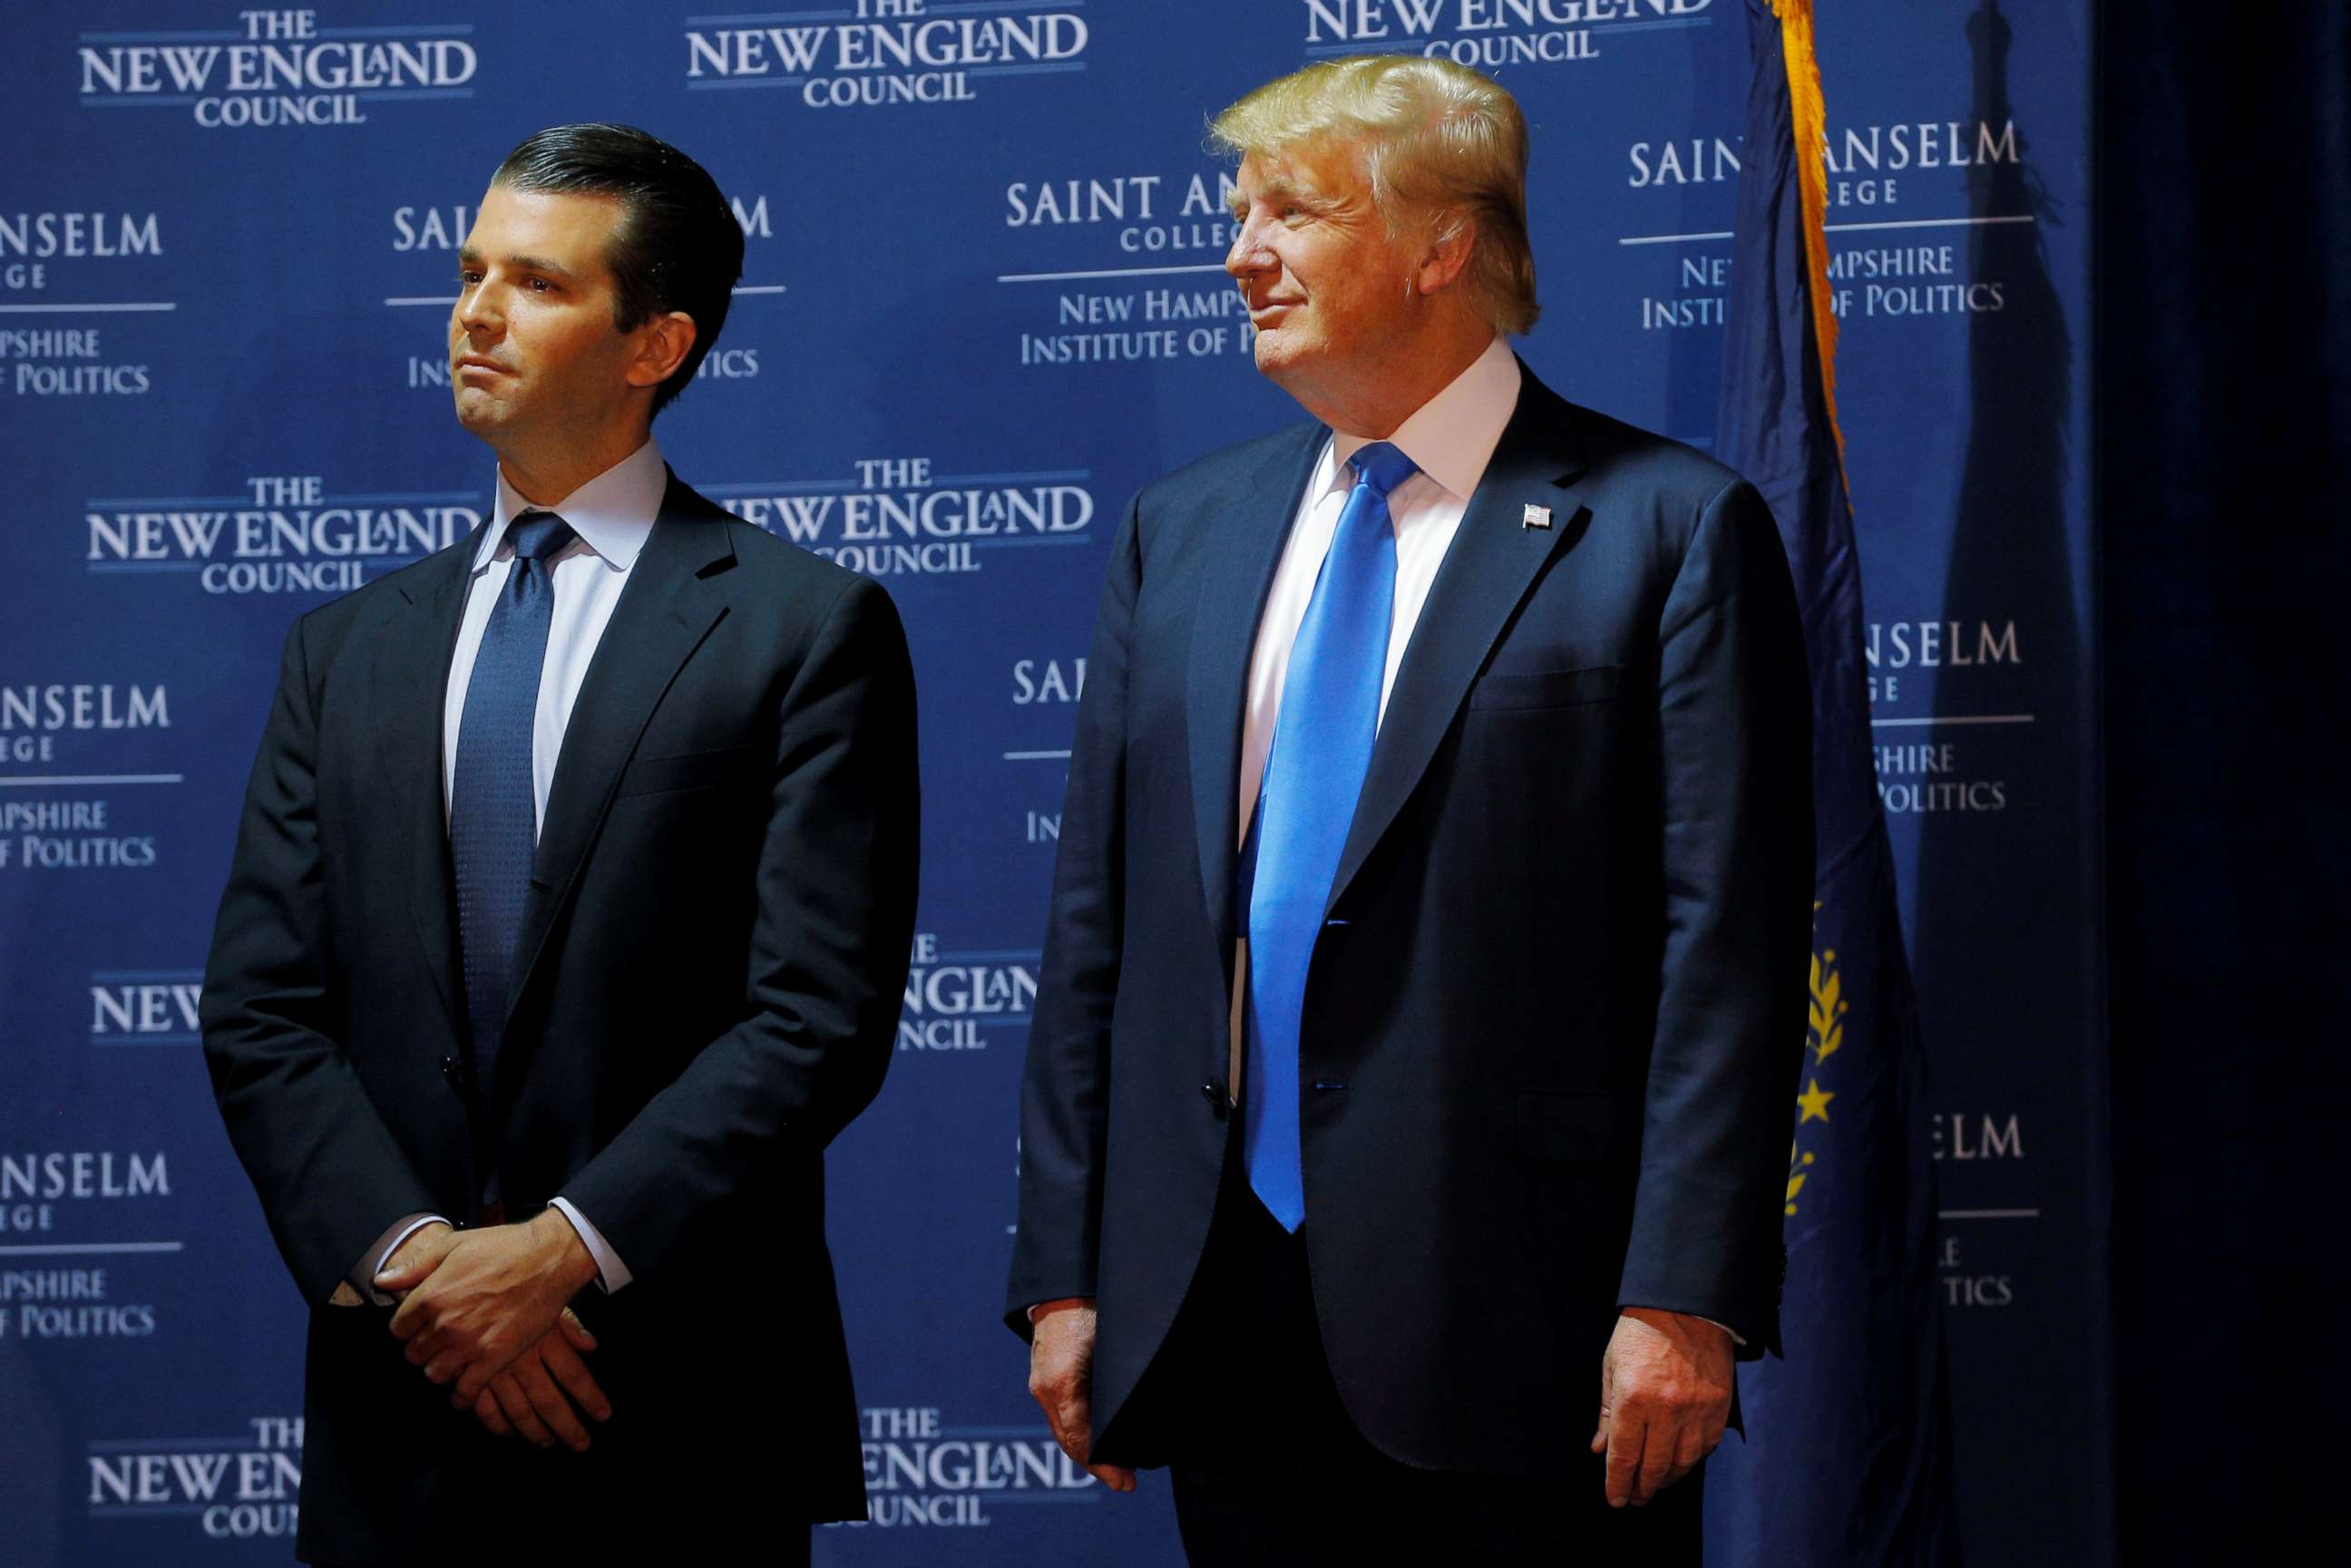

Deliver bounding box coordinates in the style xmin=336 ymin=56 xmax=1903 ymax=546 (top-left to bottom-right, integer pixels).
xmin=450 ymin=390 xmax=506 ymax=436
xmin=1251 ymin=335 xmax=1317 ymax=391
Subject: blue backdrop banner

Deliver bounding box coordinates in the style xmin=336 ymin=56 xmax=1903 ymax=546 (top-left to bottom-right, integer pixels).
xmin=0 ymin=3 xmax=2103 ymax=1563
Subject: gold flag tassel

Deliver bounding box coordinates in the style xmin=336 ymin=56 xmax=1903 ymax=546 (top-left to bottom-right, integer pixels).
xmin=1769 ymin=0 xmax=1852 ymax=497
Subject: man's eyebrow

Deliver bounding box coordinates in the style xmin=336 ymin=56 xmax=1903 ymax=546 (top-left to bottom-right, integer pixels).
xmin=454 ymin=246 xmax=576 ymax=279
xmin=1230 ymin=175 xmax=1317 ymax=217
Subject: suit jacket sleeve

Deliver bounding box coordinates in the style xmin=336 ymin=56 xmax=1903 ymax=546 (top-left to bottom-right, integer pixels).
xmin=1615 ymin=476 xmax=1813 ymax=1356
xmin=559 ymin=573 xmax=920 ymax=1281
xmin=201 ymin=616 xmax=441 ymax=1306
xmin=1003 ymin=495 xmax=1139 ymax=1336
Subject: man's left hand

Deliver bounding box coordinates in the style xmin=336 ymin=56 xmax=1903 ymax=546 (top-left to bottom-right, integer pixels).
xmin=381 ymin=1211 xmax=599 ymax=1404
xmin=1590 ymin=1307 xmax=1734 ymax=1508
xmin=468 ymin=1308 xmax=609 ymax=1450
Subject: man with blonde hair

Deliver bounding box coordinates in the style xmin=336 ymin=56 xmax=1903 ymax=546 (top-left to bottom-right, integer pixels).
xmin=1010 ymin=55 xmax=1811 ymax=1563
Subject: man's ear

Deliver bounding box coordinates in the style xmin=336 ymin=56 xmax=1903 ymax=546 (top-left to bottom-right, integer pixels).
xmin=627 ymin=310 xmax=698 ymax=390
xmin=1415 ymin=217 xmax=1476 ymax=297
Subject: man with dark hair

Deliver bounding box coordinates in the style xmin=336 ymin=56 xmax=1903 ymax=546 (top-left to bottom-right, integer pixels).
xmin=203 ymin=123 xmax=917 ymax=1565
xmin=487 ymin=122 xmax=742 ymax=415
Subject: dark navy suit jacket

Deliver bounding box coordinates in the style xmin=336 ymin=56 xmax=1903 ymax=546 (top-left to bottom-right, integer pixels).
xmin=202 ymin=477 xmax=918 ymax=1563
xmin=1008 ymin=368 xmax=1812 ymax=1476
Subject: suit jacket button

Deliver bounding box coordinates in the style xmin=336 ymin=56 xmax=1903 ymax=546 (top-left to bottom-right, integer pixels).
xmin=1201 ymin=1080 xmax=1228 ymax=1119
xmin=440 ymin=1056 xmax=463 ymax=1086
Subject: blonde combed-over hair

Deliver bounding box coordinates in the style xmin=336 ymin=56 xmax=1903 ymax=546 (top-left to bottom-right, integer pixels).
xmin=1210 ymin=54 xmax=1540 ymax=336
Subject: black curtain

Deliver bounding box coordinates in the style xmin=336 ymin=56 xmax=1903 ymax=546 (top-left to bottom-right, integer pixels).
xmin=2099 ymin=5 xmax=2349 ymax=1562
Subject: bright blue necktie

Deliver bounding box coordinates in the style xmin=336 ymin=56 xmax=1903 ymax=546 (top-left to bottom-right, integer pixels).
xmin=450 ymin=510 xmax=574 ymax=1099
xmin=1244 ymin=442 xmax=1417 ymax=1232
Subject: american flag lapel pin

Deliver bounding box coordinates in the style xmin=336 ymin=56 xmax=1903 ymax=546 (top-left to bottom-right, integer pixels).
xmin=1521 ymin=503 xmax=1552 ymax=531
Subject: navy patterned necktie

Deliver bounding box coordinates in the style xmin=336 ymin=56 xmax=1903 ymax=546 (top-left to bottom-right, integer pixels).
xmin=450 ymin=509 xmax=575 ymax=1098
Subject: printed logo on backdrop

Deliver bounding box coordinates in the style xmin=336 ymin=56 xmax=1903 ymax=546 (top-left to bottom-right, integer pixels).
xmin=82 ymin=475 xmax=482 ymax=598
xmin=1935 ymin=1108 xmax=2031 ymax=1310
xmin=685 ymin=0 xmax=1090 ymax=112
xmin=1866 ymin=617 xmax=2024 ymax=819
xmin=0 ymin=684 xmax=178 ymax=871
xmin=1009 ymin=656 xmax=1084 ymax=845
xmin=0 ymin=1150 xmax=173 ymax=1334
xmin=899 ymin=936 xmax=1035 ymax=1055
xmin=999 ymin=166 xmax=1260 ymax=369
xmin=710 ymin=455 xmax=1095 ymax=579
xmin=91 ymin=969 xmax=205 ymax=1047
xmin=2 ymin=209 xmax=167 ymax=396
xmin=387 ymin=194 xmax=784 ymax=389
xmin=1300 ymin=0 xmax=1714 ymax=71
xmin=73 ymin=9 xmax=476 ymax=129
xmin=1621 ymin=117 xmax=2026 ymax=331
xmin=86 ymin=1419 xmax=301 ymax=1543
xmin=828 ymin=1408 xmax=1100 ymax=1528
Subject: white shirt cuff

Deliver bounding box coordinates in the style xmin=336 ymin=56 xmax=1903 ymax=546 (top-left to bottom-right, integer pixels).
xmin=364 ymin=1214 xmax=452 ymax=1307
xmin=548 ymin=1196 xmax=632 ymax=1294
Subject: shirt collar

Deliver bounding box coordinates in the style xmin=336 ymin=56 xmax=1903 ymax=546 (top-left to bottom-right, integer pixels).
xmin=476 ymin=436 xmax=668 ymax=572
xmin=1327 ymin=335 xmax=1523 ymax=502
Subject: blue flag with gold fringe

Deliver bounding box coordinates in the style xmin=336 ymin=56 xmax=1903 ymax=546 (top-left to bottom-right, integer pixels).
xmin=1700 ymin=4 xmax=1961 ymax=1564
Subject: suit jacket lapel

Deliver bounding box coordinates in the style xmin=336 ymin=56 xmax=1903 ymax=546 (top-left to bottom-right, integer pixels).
xmin=382 ymin=528 xmax=484 ymax=1044
xmin=1187 ymin=426 xmax=1327 ymax=948
xmin=1325 ymin=375 xmax=1592 ymax=917
xmin=498 ymin=480 xmax=735 ymax=1083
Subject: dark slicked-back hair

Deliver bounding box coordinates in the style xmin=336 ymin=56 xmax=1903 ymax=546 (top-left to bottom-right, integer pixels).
xmin=492 ymin=122 xmax=743 ymax=417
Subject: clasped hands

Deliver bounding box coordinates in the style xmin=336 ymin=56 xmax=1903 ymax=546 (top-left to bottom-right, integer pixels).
xmin=371 ymin=1213 xmax=610 ymax=1452
xmin=1028 ymin=1300 xmax=1732 ymax=1506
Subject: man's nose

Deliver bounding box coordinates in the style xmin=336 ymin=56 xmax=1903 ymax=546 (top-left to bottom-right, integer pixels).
xmin=1226 ymin=217 xmax=1274 ymax=281
xmin=455 ymin=283 xmax=500 ymax=339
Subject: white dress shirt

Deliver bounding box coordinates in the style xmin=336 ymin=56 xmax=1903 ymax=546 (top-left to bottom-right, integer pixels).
xmin=1222 ymin=335 xmax=1519 ymax=1114
xmin=442 ymin=439 xmax=667 ymax=839
xmin=1235 ymin=334 xmax=1523 ymax=841
xmin=368 ymin=437 xmax=671 ymax=1301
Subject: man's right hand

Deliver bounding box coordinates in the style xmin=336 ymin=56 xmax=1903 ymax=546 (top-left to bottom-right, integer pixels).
xmin=378 ymin=1227 xmax=612 ymax=1449
xmin=1027 ymin=1301 xmax=1137 ymax=1493
xmin=468 ymin=1308 xmax=610 ymax=1452
xmin=376 ymin=1221 xmax=459 ymax=1296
